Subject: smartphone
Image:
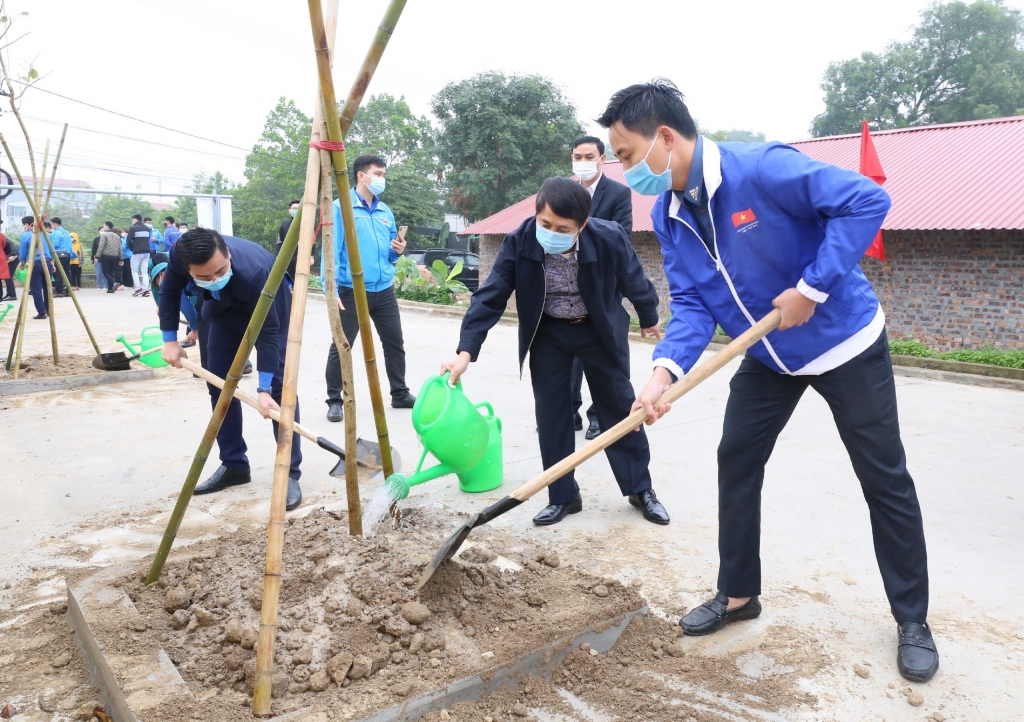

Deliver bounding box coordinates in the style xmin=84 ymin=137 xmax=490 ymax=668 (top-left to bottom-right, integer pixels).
xmin=398 ymin=225 xmax=408 ymax=237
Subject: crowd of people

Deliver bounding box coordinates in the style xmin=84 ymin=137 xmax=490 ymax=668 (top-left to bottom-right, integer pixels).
xmin=91 ymin=214 xmax=186 ymax=296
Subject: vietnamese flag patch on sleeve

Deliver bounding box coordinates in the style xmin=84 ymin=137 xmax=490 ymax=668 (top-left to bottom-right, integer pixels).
xmin=731 ymin=209 xmax=756 ymax=227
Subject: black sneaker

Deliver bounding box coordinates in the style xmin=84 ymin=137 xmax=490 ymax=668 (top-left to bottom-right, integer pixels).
xmin=391 ymin=392 xmax=416 ymax=409
xmin=327 ymin=401 xmax=344 ymax=422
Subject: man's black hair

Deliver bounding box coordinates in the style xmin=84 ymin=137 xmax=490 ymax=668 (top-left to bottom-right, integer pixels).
xmin=175 ymin=227 xmax=229 ymax=268
xmin=143 ymin=216 xmax=153 ymax=222
xmin=43 ymin=221 xmax=52 ymax=229
xmin=164 ymin=215 xmax=175 ymax=224
xmin=534 ymin=177 xmax=592 ymax=227
xmin=353 ymin=155 xmax=386 ymax=181
xmin=103 ymin=221 xmax=114 ymax=230
xmin=22 ymin=215 xmax=34 ymax=226
xmin=596 ymin=78 xmax=697 ymax=140
xmin=51 ymin=217 xmax=63 ymax=225
xmin=288 ymin=199 xmax=301 ymax=207
xmin=131 ymin=213 xmax=143 ymax=223
xmin=572 ymin=136 xmax=605 ymax=155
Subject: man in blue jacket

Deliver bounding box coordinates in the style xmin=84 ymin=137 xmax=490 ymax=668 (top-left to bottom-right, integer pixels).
xmin=321 ymin=154 xmax=415 ymax=423
xmin=442 ymin=177 xmax=670 ymax=527
xmin=18 ymin=216 xmax=54 ymax=319
xmin=159 ymin=229 xmax=302 ymax=510
xmin=599 ymin=79 xmax=936 ymax=683
xmin=48 ymin=217 xmax=77 ymax=297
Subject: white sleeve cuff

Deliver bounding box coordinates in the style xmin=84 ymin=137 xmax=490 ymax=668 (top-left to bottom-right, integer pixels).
xmin=797 ymin=278 xmax=829 ymax=303
xmin=653 ymin=358 xmax=684 ymax=381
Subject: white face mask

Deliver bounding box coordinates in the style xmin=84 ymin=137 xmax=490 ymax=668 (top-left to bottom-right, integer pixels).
xmin=573 ymin=161 xmax=599 ymax=181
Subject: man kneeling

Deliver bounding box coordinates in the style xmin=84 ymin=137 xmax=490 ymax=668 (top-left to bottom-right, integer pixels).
xmin=159 ymin=228 xmax=302 ymax=510
xmin=442 ymin=177 xmax=669 ymax=526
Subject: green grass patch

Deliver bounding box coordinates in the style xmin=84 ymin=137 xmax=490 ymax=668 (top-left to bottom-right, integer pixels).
xmin=889 ymin=337 xmax=1024 ymax=369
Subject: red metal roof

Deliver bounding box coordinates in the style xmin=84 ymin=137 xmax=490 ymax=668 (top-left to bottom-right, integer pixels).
xmin=461 ymin=161 xmax=656 ymax=235
xmin=462 ymin=115 xmax=1024 ymax=235
xmin=791 ymin=115 xmax=1024 ymax=231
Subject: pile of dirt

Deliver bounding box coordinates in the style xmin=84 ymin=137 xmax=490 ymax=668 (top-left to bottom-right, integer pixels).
xmin=119 ymin=506 xmax=645 ymax=720
xmin=0 ymin=354 xmax=103 ymax=381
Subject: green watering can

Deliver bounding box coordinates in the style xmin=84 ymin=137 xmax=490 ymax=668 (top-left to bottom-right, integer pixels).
xmin=0 ymin=304 xmax=13 ymax=323
xmin=385 ymin=373 xmax=503 ymax=500
xmin=15 ymin=266 xmax=26 ymax=284
xmin=116 ymin=326 xmax=168 ymax=368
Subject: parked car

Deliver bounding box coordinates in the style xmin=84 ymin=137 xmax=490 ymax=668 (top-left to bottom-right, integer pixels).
xmin=404 ymin=249 xmax=425 ymax=265
xmin=418 ymin=249 xmax=480 ymax=291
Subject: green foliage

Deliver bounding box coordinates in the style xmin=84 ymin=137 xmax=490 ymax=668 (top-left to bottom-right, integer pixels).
xmin=345 ymin=94 xmax=445 ymax=231
xmin=232 ymin=98 xmax=310 ymax=248
xmin=431 ymin=72 xmax=585 ymax=221
xmin=705 ymin=129 xmax=767 ymax=143
xmin=888 ymin=337 xmax=1024 ymax=368
xmin=392 ymin=256 xmax=467 ymax=305
xmin=812 ymin=0 xmax=1024 ymax=136
xmin=92 ymin=194 xmax=157 ymax=232
xmin=170 ymin=171 xmax=237 ymax=233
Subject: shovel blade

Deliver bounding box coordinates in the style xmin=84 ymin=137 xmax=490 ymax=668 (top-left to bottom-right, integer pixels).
xmin=92 ymin=351 xmax=131 ymax=371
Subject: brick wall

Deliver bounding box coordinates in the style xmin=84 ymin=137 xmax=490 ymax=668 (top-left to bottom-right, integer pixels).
xmin=476 ymin=228 xmax=1023 ymax=350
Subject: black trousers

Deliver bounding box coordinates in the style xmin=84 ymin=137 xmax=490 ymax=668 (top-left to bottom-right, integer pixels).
xmin=54 ymin=253 xmax=71 ymax=294
xmin=100 ymin=257 xmax=120 ymax=291
xmin=717 ymin=330 xmax=928 ymax=623
xmin=69 ymin=264 xmax=82 ymax=288
xmin=530 ymin=315 xmax=652 ymax=505
xmin=325 ymin=285 xmax=408 ymax=403
xmin=4 ymin=256 xmax=16 ymax=297
xmin=570 ymin=357 xmax=598 ymax=425
xmin=121 ymin=261 xmax=134 ymax=287
xmin=29 ymin=260 xmax=52 ymax=315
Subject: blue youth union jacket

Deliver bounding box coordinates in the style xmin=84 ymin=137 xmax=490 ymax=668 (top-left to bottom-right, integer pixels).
xmin=324 ymin=188 xmax=399 ymax=293
xmin=651 ymin=138 xmax=890 ymax=377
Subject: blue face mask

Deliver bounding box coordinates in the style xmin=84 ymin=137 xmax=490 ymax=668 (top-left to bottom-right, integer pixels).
xmin=622 ymin=135 xmax=673 ymax=196
xmin=193 ymin=266 xmax=232 ymax=291
xmin=536 ymin=224 xmax=578 ymax=255
xmin=367 ymin=176 xmax=386 ymax=196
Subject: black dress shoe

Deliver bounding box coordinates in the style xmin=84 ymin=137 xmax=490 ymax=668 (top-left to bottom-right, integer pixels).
xmin=286 ymin=476 xmax=302 ymax=511
xmin=194 ymin=465 xmax=251 ymax=495
xmin=180 ymin=340 xmax=196 ymax=348
xmin=897 ymin=622 xmax=939 ymax=682
xmin=391 ymin=392 xmax=416 ymax=409
xmin=327 ymin=401 xmax=343 ymax=422
xmin=573 ymin=413 xmax=583 ymax=431
xmin=628 ymin=489 xmax=670 ymax=524
xmin=242 ymin=360 xmax=253 ymax=375
xmin=585 ymin=420 xmax=601 ymax=440
xmin=679 ymin=592 xmax=761 ymax=636
xmin=532 ymin=494 xmax=582 ymax=525
xmin=33 ymin=313 xmax=47 ymax=320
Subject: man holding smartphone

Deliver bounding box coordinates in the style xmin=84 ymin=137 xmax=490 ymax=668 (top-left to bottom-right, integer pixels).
xmin=321 ymin=154 xmax=416 ymax=422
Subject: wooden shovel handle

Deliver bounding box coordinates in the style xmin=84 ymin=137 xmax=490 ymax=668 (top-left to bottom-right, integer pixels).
xmin=509 ymin=309 xmax=782 ymax=502
xmin=177 ymin=357 xmax=320 ymax=446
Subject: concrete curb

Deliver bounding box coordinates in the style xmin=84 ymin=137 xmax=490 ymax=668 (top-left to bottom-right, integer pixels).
xmin=398 ymin=300 xmax=1022 ymax=392
xmin=0 ymin=368 xmax=154 ymax=396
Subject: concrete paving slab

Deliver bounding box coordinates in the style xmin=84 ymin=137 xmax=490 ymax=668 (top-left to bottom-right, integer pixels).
xmin=0 ymin=368 xmax=155 ymax=395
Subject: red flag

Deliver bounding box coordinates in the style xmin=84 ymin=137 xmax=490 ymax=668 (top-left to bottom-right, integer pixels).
xmin=859 ymin=119 xmax=887 ymax=261
xmin=731 ymin=208 xmax=756 ymax=227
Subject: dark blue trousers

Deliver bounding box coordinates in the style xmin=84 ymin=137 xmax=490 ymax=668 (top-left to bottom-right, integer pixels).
xmin=716 ymin=330 xmax=928 ymax=624
xmin=29 ymin=260 xmax=52 ymax=316
xmin=203 ymin=291 xmax=302 ymax=480
xmin=529 ymin=315 xmax=652 ymax=505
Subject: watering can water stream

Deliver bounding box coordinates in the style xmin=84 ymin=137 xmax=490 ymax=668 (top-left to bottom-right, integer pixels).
xmin=385 ymin=373 xmax=503 ymax=500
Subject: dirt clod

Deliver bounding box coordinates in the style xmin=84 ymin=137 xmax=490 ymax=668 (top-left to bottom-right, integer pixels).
xmin=169 ymin=609 xmax=190 ymax=630
xmin=512 ymin=702 xmax=528 ymax=716
xmin=908 ymin=691 xmax=924 ymax=706
xmin=665 ymin=643 xmax=685 ymax=658
xmin=349 ymin=655 xmax=372 ymax=680
xmin=392 ymin=681 xmax=414 ymax=697
xmin=164 ymin=586 xmax=191 ymax=612
xmin=592 ymin=585 xmax=609 ymax=598
xmin=401 ymin=601 xmax=431 ymax=625
xmin=853 ymin=663 xmax=870 ymax=678
xmin=51 ymin=651 xmax=72 ymax=667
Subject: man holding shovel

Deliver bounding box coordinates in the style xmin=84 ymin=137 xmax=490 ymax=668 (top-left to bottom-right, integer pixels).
xmin=441 ymin=177 xmax=670 ymax=527
xmin=159 ymin=228 xmax=303 ymax=510
xmin=599 ymin=79 xmax=937 ymax=683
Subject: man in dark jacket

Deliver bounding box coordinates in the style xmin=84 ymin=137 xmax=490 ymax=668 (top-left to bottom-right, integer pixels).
xmin=441 ymin=177 xmax=669 ymax=526
xmin=126 ymin=214 xmax=153 ymax=297
xmin=570 ymin=136 xmax=636 ymax=439
xmin=159 ymin=229 xmax=302 ymax=510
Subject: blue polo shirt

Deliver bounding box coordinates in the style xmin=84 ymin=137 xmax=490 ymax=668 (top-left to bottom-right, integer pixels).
xmin=673 ymin=136 xmax=716 ymax=256
xmin=19 ymin=230 xmax=53 ymax=261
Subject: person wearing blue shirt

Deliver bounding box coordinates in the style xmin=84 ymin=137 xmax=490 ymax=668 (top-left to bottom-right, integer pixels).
xmin=145 ymin=217 xmax=163 ymax=253
xmin=599 ymin=80 xmax=937 ymax=684
xmin=162 ymin=216 xmax=181 ymax=249
xmin=158 ymin=229 xmax=302 ymax=510
xmin=47 ymin=218 xmax=77 ymax=297
xmin=17 ymin=215 xmax=54 ymax=319
xmin=320 ymin=154 xmax=415 ymax=423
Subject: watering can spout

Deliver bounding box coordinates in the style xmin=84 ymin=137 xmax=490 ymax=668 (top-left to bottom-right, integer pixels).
xmin=116 ymin=333 xmax=140 ymax=356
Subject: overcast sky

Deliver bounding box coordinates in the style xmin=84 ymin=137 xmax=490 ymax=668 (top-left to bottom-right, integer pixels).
xmin=6 ymin=0 xmax=1024 ymax=202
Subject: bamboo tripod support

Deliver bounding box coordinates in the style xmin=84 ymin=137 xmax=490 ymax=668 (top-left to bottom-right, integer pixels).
xmin=37 ymin=141 xmax=59 ymax=364
xmin=308 ymin=0 xmax=409 ymax=484
xmin=0 ymin=131 xmax=102 ymax=364
xmin=251 ymin=0 xmax=341 ymax=712
xmin=144 ymin=209 xmax=305 ymax=586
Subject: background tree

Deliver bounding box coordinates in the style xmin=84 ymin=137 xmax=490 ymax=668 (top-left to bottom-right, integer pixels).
xmin=431 ymin=72 xmax=585 ymax=221
xmin=812 ymin=0 xmax=1024 ymax=136
xmin=170 ymin=171 xmax=237 ymax=232
xmin=344 ymin=94 xmax=445 ymax=236
xmin=92 ymin=194 xmax=157 ymax=231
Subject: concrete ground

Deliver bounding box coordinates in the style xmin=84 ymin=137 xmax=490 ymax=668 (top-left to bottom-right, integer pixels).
xmin=2 ymin=288 xmax=1023 ymax=720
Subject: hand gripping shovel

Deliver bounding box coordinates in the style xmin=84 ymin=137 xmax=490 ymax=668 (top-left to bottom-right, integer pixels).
xmin=416 ymin=310 xmax=782 ymax=589
xmin=176 ymin=357 xmax=400 ymax=480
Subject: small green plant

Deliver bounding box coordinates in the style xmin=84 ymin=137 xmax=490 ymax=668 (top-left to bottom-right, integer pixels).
xmin=393 ymin=256 xmax=468 ymax=305
xmin=935 ymin=349 xmax=1024 ymax=369
xmin=888 ymin=337 xmax=933 ymax=357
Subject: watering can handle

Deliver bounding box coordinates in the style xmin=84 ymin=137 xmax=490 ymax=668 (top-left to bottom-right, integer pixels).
xmin=474 ymin=401 xmax=494 ymax=418
xmin=441 ymin=370 xmax=462 ymax=389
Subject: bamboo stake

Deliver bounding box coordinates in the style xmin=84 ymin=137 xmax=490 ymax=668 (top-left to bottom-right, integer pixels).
xmin=318 ymin=104 xmax=361 ymax=535
xmin=0 ymin=132 xmax=102 ymax=356
xmin=10 ymin=142 xmax=49 ymax=378
xmin=252 ymin=1 xmax=341 ymax=712
xmin=35 ymin=140 xmax=60 ymax=365
xmin=144 ymin=208 xmax=304 ymax=586
xmin=309 ymin=0 xmax=409 ymax=482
